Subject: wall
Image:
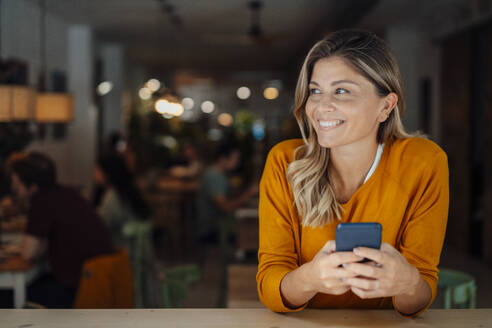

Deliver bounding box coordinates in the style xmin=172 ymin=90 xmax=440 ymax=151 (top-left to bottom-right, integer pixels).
xmin=1 ymin=0 xmax=97 ymax=196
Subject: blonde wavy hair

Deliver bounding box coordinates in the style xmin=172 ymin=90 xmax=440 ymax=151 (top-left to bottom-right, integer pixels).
xmin=287 ymin=29 xmax=413 ymax=227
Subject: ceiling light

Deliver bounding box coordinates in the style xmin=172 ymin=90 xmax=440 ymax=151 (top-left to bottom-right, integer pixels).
xmin=263 ymin=87 xmax=279 ymax=100
xmin=218 ymin=113 xmax=233 ymax=127
xmin=155 ymin=99 xmax=169 ymax=114
xmin=168 ymin=102 xmax=184 ymax=117
xmin=236 ymin=86 xmax=251 ymax=100
xmin=181 ymin=97 xmax=194 ymax=110
xmin=97 ymin=81 xmax=113 ymax=96
xmin=146 ymin=79 xmax=161 ymax=92
xmin=139 ymin=87 xmax=152 ymax=100
xmin=201 ymin=100 xmax=215 ymax=113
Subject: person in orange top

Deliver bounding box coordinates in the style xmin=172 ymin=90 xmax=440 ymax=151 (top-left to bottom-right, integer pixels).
xmin=257 ymin=29 xmax=449 ymax=317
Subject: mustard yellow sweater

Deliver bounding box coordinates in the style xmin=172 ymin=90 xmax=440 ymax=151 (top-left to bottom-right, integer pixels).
xmin=257 ymin=137 xmax=449 ymax=314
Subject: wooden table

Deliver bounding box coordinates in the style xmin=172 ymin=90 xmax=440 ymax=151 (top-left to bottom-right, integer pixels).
xmin=0 ymin=309 xmax=490 ymax=327
xmin=0 ymin=256 xmax=43 ymax=308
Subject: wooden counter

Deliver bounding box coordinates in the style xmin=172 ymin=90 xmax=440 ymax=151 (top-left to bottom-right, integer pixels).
xmin=0 ymin=309 xmax=490 ymax=327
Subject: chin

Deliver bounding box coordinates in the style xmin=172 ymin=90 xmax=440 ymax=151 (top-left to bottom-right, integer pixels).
xmin=316 ymin=135 xmax=356 ymax=150
xmin=315 ymin=138 xmax=336 ymax=149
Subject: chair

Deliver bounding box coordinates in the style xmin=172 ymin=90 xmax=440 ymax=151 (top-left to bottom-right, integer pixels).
xmin=160 ymin=264 xmax=200 ymax=308
xmin=438 ymin=268 xmax=476 ymax=309
xmin=74 ymin=248 xmax=134 ymax=309
xmin=121 ymin=220 xmax=153 ymax=308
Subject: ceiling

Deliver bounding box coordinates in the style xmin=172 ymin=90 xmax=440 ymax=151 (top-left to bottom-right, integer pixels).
xmin=39 ymin=0 xmax=379 ymax=73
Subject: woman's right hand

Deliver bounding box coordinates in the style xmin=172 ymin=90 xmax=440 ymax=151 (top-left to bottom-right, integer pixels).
xmin=280 ymin=240 xmax=364 ymax=309
xmin=303 ymin=240 xmax=364 ymax=295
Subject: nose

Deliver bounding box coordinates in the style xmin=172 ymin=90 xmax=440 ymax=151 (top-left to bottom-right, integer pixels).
xmin=318 ymin=94 xmax=336 ymax=112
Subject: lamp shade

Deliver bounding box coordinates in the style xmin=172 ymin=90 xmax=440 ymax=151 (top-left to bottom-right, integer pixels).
xmin=0 ymin=85 xmax=36 ymax=121
xmin=35 ymin=92 xmax=74 ymax=122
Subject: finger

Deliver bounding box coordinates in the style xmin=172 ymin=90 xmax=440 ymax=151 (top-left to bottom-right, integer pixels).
xmin=330 ymin=252 xmax=364 ymax=266
xmin=366 ymin=261 xmax=382 ymax=268
xmin=319 ymin=282 xmax=351 ymax=295
xmin=321 ymin=278 xmax=349 ymax=291
xmin=380 ymin=242 xmax=400 ymax=255
xmin=351 ymin=286 xmax=387 ymax=299
xmin=333 ymin=267 xmax=360 ymax=279
xmin=327 ymin=286 xmax=351 ymax=295
xmin=353 ymin=247 xmax=387 ymax=265
xmin=345 ymin=277 xmax=381 ymax=290
xmin=342 ymin=263 xmax=383 ymax=279
xmin=320 ymin=240 xmax=336 ymax=254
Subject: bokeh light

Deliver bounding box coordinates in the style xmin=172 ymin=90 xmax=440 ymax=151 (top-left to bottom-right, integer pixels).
xmin=181 ymin=97 xmax=194 ymax=110
xmin=218 ymin=113 xmax=233 ymax=127
xmin=97 ymin=81 xmax=113 ymax=96
xmin=139 ymin=87 xmax=152 ymax=100
xmin=201 ymin=100 xmax=215 ymax=113
xmin=263 ymin=87 xmax=279 ymax=100
xmin=236 ymin=86 xmax=251 ymax=100
xmin=146 ymin=79 xmax=161 ymax=92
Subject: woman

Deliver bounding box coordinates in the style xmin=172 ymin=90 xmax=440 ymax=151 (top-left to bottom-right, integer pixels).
xmin=257 ymin=29 xmax=448 ymax=317
xmin=96 ymin=154 xmax=151 ymax=248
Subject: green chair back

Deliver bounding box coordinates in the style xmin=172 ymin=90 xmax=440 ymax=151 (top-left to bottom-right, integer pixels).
xmin=122 ymin=221 xmax=153 ymax=308
xmin=438 ymin=268 xmax=476 ymax=309
xmin=161 ymin=264 xmax=200 ymax=308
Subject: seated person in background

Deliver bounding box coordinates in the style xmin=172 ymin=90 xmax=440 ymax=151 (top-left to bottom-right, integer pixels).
xmin=6 ymin=152 xmax=114 ymax=308
xmin=168 ymin=142 xmax=203 ymax=179
xmin=95 ymin=154 xmax=151 ymax=248
xmin=92 ymin=132 xmax=135 ymax=207
xmin=196 ymin=143 xmax=258 ymax=243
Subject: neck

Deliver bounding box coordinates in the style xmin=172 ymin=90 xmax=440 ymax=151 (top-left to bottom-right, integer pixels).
xmin=328 ymin=138 xmax=379 ymax=191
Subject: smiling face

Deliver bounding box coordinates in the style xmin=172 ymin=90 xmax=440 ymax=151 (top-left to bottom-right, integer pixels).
xmin=305 ymin=56 xmax=394 ymax=149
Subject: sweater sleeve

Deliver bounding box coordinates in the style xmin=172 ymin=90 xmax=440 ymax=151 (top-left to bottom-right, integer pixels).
xmin=393 ymin=150 xmax=449 ymax=317
xmin=256 ymin=144 xmax=307 ymax=312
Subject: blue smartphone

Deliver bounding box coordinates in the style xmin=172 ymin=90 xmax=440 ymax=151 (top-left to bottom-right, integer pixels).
xmin=335 ymin=222 xmax=382 ymax=255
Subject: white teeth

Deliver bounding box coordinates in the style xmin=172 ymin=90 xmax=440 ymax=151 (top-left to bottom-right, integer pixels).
xmin=319 ymin=120 xmax=344 ymax=127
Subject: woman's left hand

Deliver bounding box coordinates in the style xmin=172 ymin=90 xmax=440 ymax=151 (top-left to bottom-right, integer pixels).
xmin=342 ymin=243 xmax=420 ymax=299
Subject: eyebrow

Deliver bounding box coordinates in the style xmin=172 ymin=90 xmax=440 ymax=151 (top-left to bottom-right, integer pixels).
xmin=309 ymin=80 xmax=360 ymax=87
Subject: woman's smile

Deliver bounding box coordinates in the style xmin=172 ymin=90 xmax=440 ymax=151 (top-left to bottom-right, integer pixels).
xmin=317 ymin=119 xmax=345 ymax=131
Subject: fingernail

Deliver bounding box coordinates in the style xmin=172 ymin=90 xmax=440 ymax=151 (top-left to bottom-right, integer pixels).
xmin=353 ymin=248 xmax=360 ymax=255
xmin=342 ymin=263 xmax=348 ymax=268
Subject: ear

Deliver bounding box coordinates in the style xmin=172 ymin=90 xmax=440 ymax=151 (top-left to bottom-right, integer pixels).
xmin=377 ymin=92 xmax=398 ymax=123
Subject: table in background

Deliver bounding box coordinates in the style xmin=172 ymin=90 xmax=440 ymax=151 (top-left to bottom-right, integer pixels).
xmin=227 ymin=264 xmax=261 ymax=308
xmin=0 ymin=230 xmax=44 ymax=309
xmin=0 ymin=256 xmax=43 ymax=308
xmin=143 ymin=177 xmax=199 ymax=259
xmin=234 ymin=208 xmax=259 ymax=252
xmin=0 ymin=309 xmax=491 ymax=327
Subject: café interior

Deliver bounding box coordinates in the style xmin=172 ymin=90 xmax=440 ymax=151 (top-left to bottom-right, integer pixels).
xmin=1 ymin=0 xmax=492 ymax=326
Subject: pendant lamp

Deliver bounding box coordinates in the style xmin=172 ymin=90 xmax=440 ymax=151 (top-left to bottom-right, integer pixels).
xmin=0 ymin=0 xmax=36 ymax=122
xmin=35 ymin=0 xmax=74 ymax=123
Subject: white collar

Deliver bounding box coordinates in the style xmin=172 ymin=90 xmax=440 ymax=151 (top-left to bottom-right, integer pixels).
xmin=363 ymin=143 xmax=385 ymax=184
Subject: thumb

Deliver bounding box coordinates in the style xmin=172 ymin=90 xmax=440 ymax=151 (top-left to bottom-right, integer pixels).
xmin=320 ymin=240 xmax=336 ymax=254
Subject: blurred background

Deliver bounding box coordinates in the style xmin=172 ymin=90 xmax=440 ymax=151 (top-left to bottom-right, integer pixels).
xmin=0 ymin=0 xmax=491 ymax=310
